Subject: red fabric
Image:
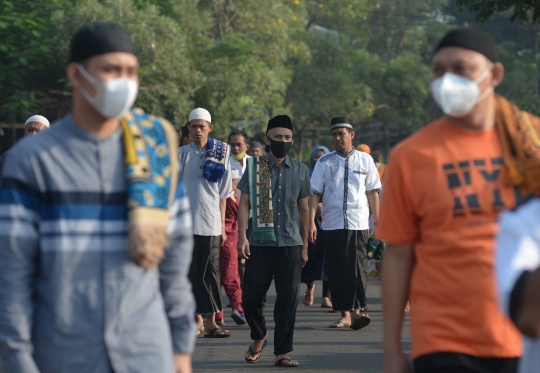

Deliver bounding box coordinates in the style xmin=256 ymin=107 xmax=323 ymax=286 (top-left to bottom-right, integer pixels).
xmin=218 ymin=198 xmax=242 ymax=314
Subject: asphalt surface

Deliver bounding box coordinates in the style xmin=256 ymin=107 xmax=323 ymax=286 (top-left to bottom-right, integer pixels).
xmin=192 ymin=279 xmax=411 ymax=372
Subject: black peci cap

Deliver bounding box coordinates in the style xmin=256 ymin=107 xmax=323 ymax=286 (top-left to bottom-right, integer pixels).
xmin=70 ymin=22 xmax=136 ymax=63
xmin=434 ymin=27 xmax=498 ymax=63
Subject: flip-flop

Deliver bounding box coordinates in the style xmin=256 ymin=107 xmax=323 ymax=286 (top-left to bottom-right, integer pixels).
xmin=321 ymin=299 xmax=333 ymax=309
xmin=350 ymin=314 xmax=371 ymax=331
xmin=244 ymin=340 xmax=268 ymax=363
xmin=329 ymin=320 xmax=350 ymax=328
xmin=231 ymin=313 xmax=247 ymax=325
xmin=204 ymin=328 xmax=231 ymax=338
xmin=275 ymin=357 xmax=299 ymax=367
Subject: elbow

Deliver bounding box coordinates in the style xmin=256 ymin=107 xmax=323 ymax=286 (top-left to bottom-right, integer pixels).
xmin=515 ymin=315 xmax=540 ymax=338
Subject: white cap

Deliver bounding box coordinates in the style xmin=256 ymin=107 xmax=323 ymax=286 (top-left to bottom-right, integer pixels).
xmin=231 ymin=169 xmax=240 ymax=179
xmin=25 ymin=115 xmax=50 ymax=128
xmin=189 ymin=108 xmax=211 ymax=123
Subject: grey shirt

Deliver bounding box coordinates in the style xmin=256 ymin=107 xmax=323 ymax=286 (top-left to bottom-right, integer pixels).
xmin=177 ymin=143 xmax=233 ymax=236
xmin=0 ymin=114 xmax=196 ymax=373
xmin=238 ymin=155 xmax=312 ymax=247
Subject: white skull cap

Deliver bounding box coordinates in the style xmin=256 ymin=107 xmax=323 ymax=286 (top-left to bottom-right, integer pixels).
xmin=25 ymin=115 xmax=50 ymax=128
xmin=189 ymin=108 xmax=211 ymax=123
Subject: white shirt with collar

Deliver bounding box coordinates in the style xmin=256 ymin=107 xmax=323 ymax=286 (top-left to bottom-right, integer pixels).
xmin=311 ymin=149 xmax=381 ymax=231
xmin=497 ymin=199 xmax=540 ymax=373
xmin=230 ymin=153 xmax=251 ymax=179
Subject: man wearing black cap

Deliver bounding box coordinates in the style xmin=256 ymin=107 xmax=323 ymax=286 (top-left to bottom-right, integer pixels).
xmin=0 ymin=22 xmax=195 ymax=373
xmin=237 ymin=115 xmax=312 ymax=367
xmin=309 ymin=117 xmax=381 ymax=330
xmin=377 ymin=28 xmax=526 ymax=373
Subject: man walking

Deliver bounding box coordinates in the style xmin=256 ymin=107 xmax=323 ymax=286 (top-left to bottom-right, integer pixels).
xmin=238 ymin=115 xmax=311 ymax=367
xmin=229 ymin=129 xmax=251 ymax=179
xmin=378 ymin=28 xmax=524 ymax=373
xmin=0 ymin=22 xmax=196 ymax=373
xmin=178 ymin=108 xmax=233 ymax=338
xmin=215 ymin=169 xmax=246 ymax=326
xmin=309 ymin=117 xmax=381 ymax=330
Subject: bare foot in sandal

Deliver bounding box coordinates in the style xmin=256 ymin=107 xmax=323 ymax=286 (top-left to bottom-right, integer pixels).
xmin=245 ymin=334 xmax=268 ymax=363
xmin=275 ymin=354 xmax=299 ymax=367
xmin=303 ymin=284 xmax=315 ymax=306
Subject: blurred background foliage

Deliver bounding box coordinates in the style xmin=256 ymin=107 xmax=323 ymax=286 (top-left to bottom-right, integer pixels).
xmin=1 ymin=0 xmax=540 ymax=159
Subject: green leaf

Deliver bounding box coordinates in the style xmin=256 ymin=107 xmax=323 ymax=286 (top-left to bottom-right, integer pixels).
xmin=19 ymin=56 xmax=28 ymax=65
xmin=32 ymin=30 xmax=41 ymax=37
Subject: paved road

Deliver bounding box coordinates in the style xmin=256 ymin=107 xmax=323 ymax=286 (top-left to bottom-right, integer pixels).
xmin=192 ymin=279 xmax=411 ymax=372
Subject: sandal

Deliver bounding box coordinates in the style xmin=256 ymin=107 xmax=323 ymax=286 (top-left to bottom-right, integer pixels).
xmin=329 ymin=320 xmax=350 ymax=328
xmin=350 ymin=314 xmax=371 ymax=331
xmin=275 ymin=357 xmax=299 ymax=367
xmin=231 ymin=312 xmax=247 ymax=325
xmin=321 ymin=297 xmax=333 ymax=309
xmin=245 ymin=340 xmax=268 ymax=363
xmin=204 ymin=328 xmax=231 ymax=338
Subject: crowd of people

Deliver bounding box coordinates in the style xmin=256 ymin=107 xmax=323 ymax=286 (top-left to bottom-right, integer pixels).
xmin=0 ymin=20 xmax=540 ymax=373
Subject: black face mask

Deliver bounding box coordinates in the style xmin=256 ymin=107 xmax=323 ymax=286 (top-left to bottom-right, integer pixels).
xmin=268 ymin=138 xmax=293 ymax=159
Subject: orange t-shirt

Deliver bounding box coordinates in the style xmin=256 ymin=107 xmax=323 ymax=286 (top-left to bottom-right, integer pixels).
xmin=377 ymin=119 xmax=524 ymax=360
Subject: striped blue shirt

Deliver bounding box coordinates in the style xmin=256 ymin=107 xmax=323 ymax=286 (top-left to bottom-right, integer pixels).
xmin=0 ymin=115 xmax=196 ymax=373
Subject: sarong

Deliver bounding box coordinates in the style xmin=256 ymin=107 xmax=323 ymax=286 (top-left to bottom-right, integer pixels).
xmin=301 ymin=225 xmax=327 ymax=284
xmin=188 ymin=235 xmax=222 ymax=315
xmin=320 ymin=229 xmax=369 ymax=311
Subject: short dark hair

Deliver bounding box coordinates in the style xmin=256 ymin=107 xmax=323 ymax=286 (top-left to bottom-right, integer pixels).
xmin=180 ymin=122 xmax=189 ymax=143
xmin=228 ymin=129 xmax=248 ymax=143
xmin=371 ymin=150 xmax=384 ymax=162
xmin=181 ymin=123 xmax=189 ymax=138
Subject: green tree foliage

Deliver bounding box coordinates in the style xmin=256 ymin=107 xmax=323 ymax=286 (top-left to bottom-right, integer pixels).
xmin=52 ymin=0 xmax=200 ymax=128
xmin=0 ymin=0 xmax=69 ymax=121
xmin=1 ymin=0 xmax=540 ymax=158
xmin=457 ymin=0 xmax=540 ymax=24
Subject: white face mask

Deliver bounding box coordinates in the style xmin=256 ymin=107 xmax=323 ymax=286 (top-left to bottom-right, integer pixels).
xmin=77 ymin=65 xmax=138 ymax=119
xmin=431 ymin=66 xmax=493 ymax=118
xmin=375 ymin=162 xmax=381 ymax=168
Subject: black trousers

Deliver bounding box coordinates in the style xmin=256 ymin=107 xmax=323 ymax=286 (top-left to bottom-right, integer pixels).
xmin=243 ymin=245 xmax=301 ymax=356
xmin=188 ymin=235 xmax=222 ymax=315
xmin=414 ymin=352 xmax=518 ymax=373
xmin=321 ymin=229 xmax=369 ymax=312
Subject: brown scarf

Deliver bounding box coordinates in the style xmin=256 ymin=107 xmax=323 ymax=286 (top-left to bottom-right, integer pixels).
xmin=496 ymin=95 xmax=540 ymax=193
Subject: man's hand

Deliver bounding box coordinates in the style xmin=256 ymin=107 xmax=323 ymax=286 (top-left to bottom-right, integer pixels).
xmin=220 ymin=228 xmax=227 ymax=247
xmin=383 ymin=350 xmax=411 ymax=373
xmin=316 ymin=203 xmax=322 ymax=218
xmin=237 ymin=236 xmax=250 ymax=260
xmin=301 ymin=244 xmax=308 ymax=267
xmin=308 ymin=222 xmax=317 ymax=244
xmin=174 ymin=354 xmax=192 ymax=373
